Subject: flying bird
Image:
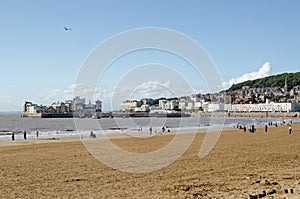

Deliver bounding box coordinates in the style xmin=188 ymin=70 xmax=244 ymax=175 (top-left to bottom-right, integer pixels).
xmin=64 ymin=26 xmax=72 ymax=31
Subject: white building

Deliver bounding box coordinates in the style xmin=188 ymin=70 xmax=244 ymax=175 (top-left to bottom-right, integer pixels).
xmin=186 ymin=101 xmax=195 ymax=110
xmin=24 ymin=101 xmax=40 ymax=113
xmin=229 ymin=102 xmax=298 ymax=112
xmin=208 ymin=103 xmax=225 ymax=112
xmin=73 ymin=96 xmax=85 ymax=111
xmin=194 ymin=101 xmax=202 ymax=110
xmin=121 ymin=100 xmax=141 ymax=111
xmin=159 ymin=100 xmax=168 ymax=110
xmin=206 ymin=102 xmax=298 ymax=113
xmin=179 ymin=101 xmax=187 ymax=110
xmin=135 ymin=104 xmax=150 ymax=112
xmin=159 ymin=99 xmax=179 ymax=110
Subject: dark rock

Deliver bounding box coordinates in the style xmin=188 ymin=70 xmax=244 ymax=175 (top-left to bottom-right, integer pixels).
xmin=267 ymin=189 xmax=276 ymax=195
xmin=258 ymin=191 xmax=266 ymax=198
xmin=272 ymin=181 xmax=279 ymax=185
xmin=248 ymin=194 xmax=258 ymax=199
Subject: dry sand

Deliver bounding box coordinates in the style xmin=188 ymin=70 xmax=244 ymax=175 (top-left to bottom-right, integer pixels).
xmin=0 ymin=124 xmax=299 ymax=198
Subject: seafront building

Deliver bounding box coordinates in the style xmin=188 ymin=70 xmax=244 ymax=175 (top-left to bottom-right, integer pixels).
xmin=207 ymin=102 xmax=299 ymax=113
xmin=22 ymin=96 xmax=102 ymax=118
xmin=121 ymin=100 xmax=142 ymax=112
xmin=159 ymin=99 xmax=178 ymax=110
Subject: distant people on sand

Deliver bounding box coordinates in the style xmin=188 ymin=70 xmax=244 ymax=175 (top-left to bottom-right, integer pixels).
xmin=90 ymin=131 xmax=97 ymax=139
xmin=149 ymin=127 xmax=152 ymax=135
xmin=162 ymin=126 xmax=165 ymax=133
xmin=288 ymin=125 xmax=293 ymax=134
xmin=243 ymin=126 xmax=246 ymax=132
xmin=36 ymin=131 xmax=39 ymax=139
xmin=23 ymin=131 xmax=27 ymax=140
xmin=236 ymin=123 xmax=243 ymax=129
xmin=12 ymin=132 xmax=15 ymax=141
xmin=264 ymin=125 xmax=268 ymax=133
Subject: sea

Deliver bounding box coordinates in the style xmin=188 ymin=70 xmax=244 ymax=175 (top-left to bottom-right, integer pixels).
xmin=0 ymin=114 xmax=298 ymax=141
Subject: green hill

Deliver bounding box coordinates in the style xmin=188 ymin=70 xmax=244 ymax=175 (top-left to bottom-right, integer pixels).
xmin=228 ymin=72 xmax=300 ymax=91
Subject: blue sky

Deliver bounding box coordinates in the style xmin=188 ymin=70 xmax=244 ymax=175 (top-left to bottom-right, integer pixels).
xmin=1 ymin=0 xmax=300 ymax=111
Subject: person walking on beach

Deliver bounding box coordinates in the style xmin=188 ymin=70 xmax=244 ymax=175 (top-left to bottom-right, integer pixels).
xmin=149 ymin=127 xmax=152 ymax=135
xmin=264 ymin=125 xmax=268 ymax=133
xmin=249 ymin=125 xmax=256 ymax=133
xmin=289 ymin=125 xmax=293 ymax=134
xmin=36 ymin=131 xmax=39 ymax=139
xmin=23 ymin=131 xmax=27 ymax=140
xmin=12 ymin=132 xmax=15 ymax=141
xmin=249 ymin=125 xmax=253 ymax=133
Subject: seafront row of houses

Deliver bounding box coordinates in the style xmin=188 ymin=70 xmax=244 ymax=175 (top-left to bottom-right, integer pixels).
xmin=120 ymin=84 xmax=300 ymax=113
xmin=121 ymin=98 xmax=299 ymax=113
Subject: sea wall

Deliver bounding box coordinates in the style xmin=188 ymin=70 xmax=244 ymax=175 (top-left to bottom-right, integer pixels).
xmin=191 ymin=112 xmax=300 ymax=118
xmin=21 ymin=113 xmax=42 ymax=118
xmin=21 ymin=113 xmax=73 ymax=118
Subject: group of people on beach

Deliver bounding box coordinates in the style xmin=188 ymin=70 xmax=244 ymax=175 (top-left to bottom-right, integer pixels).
xmin=149 ymin=126 xmax=170 ymax=135
xmin=11 ymin=130 xmax=39 ymax=141
xmin=135 ymin=126 xmax=171 ymax=135
xmin=83 ymin=126 xmax=172 ymax=140
xmin=236 ymin=121 xmax=295 ymax=135
xmin=10 ymin=120 xmax=296 ymax=141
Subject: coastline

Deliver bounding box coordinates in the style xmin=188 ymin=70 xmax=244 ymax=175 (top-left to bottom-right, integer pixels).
xmin=13 ymin=110 xmax=300 ymax=119
xmin=1 ymin=115 xmax=299 ymax=142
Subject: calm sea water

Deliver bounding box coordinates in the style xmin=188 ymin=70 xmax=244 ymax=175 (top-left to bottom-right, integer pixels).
xmin=0 ymin=114 xmax=298 ymax=140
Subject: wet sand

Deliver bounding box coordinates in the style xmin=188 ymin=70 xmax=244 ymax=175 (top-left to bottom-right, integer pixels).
xmin=0 ymin=124 xmax=299 ymax=198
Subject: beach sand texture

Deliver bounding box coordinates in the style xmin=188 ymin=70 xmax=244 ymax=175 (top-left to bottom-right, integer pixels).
xmin=0 ymin=125 xmax=299 ymax=198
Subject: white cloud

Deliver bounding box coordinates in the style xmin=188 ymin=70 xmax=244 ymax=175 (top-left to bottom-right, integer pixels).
xmin=36 ymin=83 xmax=100 ymax=106
xmin=130 ymin=81 xmax=174 ymax=99
xmin=221 ymin=62 xmax=272 ymax=90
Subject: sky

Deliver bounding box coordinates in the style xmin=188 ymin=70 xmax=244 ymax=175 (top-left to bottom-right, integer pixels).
xmin=0 ymin=0 xmax=300 ymax=111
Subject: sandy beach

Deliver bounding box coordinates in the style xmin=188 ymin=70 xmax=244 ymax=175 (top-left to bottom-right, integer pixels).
xmin=0 ymin=124 xmax=299 ymax=199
